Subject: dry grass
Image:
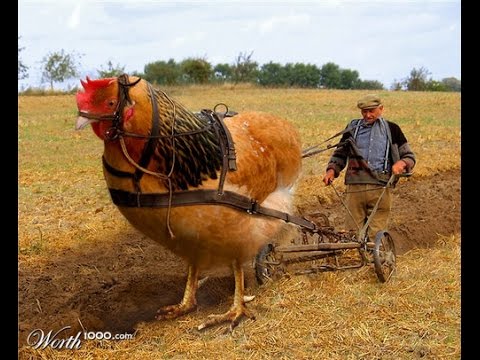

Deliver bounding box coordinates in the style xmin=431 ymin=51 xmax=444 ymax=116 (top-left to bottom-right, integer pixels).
xmin=18 ymin=87 xmax=460 ymax=359
xmin=20 ymin=234 xmax=460 ymax=359
xmin=18 ymin=88 xmax=460 ymax=255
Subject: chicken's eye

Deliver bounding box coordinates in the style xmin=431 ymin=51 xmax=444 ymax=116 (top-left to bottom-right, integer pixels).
xmin=107 ymin=99 xmax=117 ymax=108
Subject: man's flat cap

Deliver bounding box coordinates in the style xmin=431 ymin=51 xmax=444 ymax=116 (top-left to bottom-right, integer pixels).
xmin=357 ymin=94 xmax=382 ymax=109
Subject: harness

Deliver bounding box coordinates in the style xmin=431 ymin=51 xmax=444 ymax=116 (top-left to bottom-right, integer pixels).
xmin=79 ymin=74 xmax=319 ymax=233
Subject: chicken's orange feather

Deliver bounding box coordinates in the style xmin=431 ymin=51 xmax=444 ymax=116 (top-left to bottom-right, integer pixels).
xmin=75 ymin=75 xmax=303 ymax=329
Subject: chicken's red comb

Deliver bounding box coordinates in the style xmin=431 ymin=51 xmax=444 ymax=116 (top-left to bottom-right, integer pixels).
xmin=80 ymin=76 xmax=116 ymax=91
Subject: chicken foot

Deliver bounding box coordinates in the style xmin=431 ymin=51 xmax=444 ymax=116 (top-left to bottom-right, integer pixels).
xmin=155 ymin=264 xmax=199 ymax=320
xmin=197 ymin=259 xmax=256 ymax=332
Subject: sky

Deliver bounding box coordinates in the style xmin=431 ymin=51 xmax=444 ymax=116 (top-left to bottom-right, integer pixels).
xmin=18 ymin=0 xmax=461 ymax=90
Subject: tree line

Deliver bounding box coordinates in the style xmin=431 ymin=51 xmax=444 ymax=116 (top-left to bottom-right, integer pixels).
xmin=18 ymin=43 xmax=461 ymax=92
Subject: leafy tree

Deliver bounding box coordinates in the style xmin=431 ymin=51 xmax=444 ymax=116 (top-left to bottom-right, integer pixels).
xmin=143 ymin=59 xmax=180 ymax=85
xmin=338 ymin=69 xmax=360 ymax=89
xmin=285 ymin=63 xmax=321 ymax=88
xmin=97 ymin=60 xmax=125 ymax=78
xmin=232 ymin=51 xmax=258 ymax=84
xmin=180 ymin=57 xmax=212 ymax=84
xmin=425 ymin=80 xmax=448 ymax=92
xmin=390 ymin=79 xmax=404 ymax=91
xmin=319 ymin=62 xmax=341 ymax=89
xmin=41 ymin=49 xmax=82 ymax=90
xmin=18 ymin=37 xmax=28 ymax=80
xmin=403 ymin=67 xmax=430 ymax=91
xmin=357 ymin=79 xmax=384 ymax=90
xmin=441 ymin=77 xmax=461 ymax=92
xmin=213 ymin=63 xmax=234 ymax=82
xmin=257 ymin=62 xmax=286 ymax=86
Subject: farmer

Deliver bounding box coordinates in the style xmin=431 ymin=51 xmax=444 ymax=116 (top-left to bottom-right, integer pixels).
xmin=322 ymin=94 xmax=416 ymax=240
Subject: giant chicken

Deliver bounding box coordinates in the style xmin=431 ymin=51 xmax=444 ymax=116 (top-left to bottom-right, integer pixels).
xmin=75 ymin=74 xmax=302 ymax=330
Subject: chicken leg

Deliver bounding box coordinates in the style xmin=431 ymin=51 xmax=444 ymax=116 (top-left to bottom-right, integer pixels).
xmin=197 ymin=259 xmax=256 ymax=332
xmin=155 ymin=264 xmax=199 ymax=319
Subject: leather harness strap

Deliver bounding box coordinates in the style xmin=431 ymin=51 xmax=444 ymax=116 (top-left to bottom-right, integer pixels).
xmin=97 ymin=74 xmax=317 ymax=232
xmin=108 ymin=188 xmax=318 ymax=231
xmin=132 ymin=82 xmax=161 ymax=192
xmin=102 ymin=156 xmax=132 ymax=178
xmin=200 ymin=109 xmax=237 ymax=195
xmin=101 ymin=108 xmax=237 ymax=195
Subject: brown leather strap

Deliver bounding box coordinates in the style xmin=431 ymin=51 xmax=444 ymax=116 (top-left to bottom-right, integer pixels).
xmin=108 ymin=188 xmax=317 ymax=231
xmin=132 ymin=82 xmax=161 ymax=192
xmin=200 ymin=109 xmax=237 ymax=195
xmin=102 ymin=156 xmax=133 ymax=178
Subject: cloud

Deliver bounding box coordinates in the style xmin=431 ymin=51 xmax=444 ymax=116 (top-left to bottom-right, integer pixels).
xmin=67 ymin=3 xmax=81 ymax=29
xmin=258 ymin=14 xmax=310 ymax=34
xmin=18 ymin=1 xmax=460 ymax=91
xmin=171 ymin=32 xmax=207 ymax=48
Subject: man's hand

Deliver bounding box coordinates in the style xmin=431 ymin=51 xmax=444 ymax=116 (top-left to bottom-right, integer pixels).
xmin=323 ymin=169 xmax=335 ymax=186
xmin=392 ymin=160 xmax=407 ymax=175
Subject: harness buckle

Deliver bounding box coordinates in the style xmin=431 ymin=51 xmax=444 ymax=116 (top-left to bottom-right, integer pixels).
xmin=249 ymin=200 xmax=259 ymax=214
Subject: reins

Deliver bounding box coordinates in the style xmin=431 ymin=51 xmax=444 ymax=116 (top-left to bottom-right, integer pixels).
xmin=78 ymin=78 xmax=405 ymax=238
xmin=301 ymin=121 xmax=363 ymax=158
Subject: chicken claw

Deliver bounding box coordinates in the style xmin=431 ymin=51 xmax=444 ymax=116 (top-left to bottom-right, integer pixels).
xmin=155 ymin=303 xmax=197 ymax=320
xmin=198 ymin=260 xmax=255 ymax=332
xmin=197 ymin=303 xmax=255 ymax=332
xmin=156 ymin=265 xmax=198 ymax=320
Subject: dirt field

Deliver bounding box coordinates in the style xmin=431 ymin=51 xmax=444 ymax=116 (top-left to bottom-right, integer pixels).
xmin=18 ymin=167 xmax=460 ymax=348
xmin=316 ymin=168 xmax=461 ymax=255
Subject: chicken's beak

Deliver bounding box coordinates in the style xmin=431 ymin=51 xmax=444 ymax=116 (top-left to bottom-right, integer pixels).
xmin=75 ymin=115 xmax=98 ymax=130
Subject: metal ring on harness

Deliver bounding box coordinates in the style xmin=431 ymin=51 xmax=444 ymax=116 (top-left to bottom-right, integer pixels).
xmin=214 ymin=103 xmax=229 ymax=116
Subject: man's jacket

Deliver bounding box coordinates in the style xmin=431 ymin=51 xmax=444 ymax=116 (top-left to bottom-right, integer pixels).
xmin=326 ymin=118 xmax=416 ymax=185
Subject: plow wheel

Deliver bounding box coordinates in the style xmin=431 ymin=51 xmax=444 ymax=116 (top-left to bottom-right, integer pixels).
xmin=254 ymin=243 xmax=282 ymax=285
xmin=373 ymin=231 xmax=396 ymax=283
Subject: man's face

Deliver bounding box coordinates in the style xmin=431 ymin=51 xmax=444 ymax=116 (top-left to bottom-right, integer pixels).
xmin=361 ymin=105 xmax=384 ymax=124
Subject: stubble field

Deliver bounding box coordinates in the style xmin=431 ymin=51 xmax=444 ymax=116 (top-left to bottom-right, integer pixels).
xmin=19 ymin=86 xmax=460 ymax=359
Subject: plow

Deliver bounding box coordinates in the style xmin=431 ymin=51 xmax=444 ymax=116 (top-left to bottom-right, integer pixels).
xmin=254 ymin=173 xmax=411 ymax=285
